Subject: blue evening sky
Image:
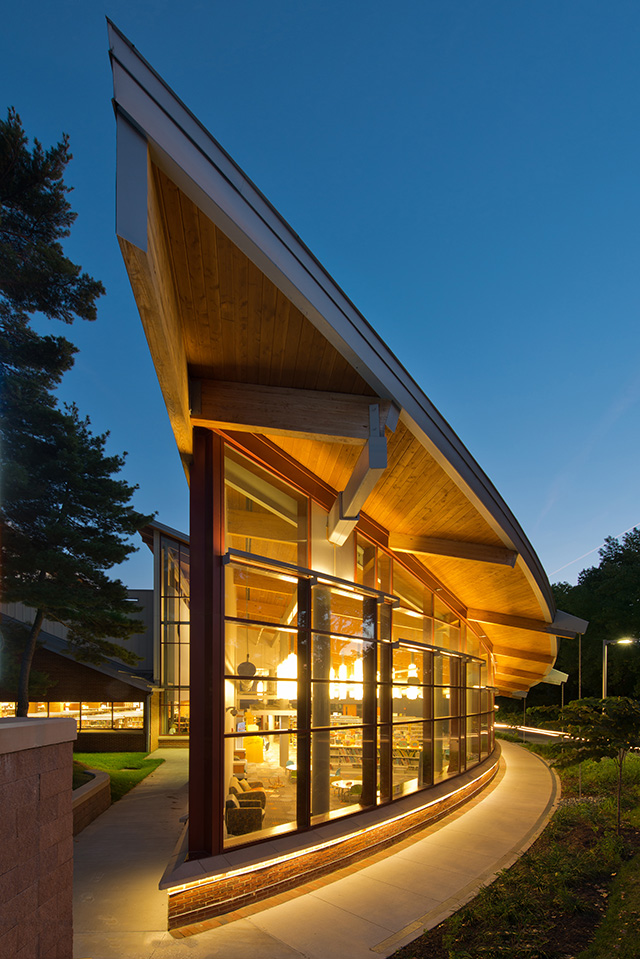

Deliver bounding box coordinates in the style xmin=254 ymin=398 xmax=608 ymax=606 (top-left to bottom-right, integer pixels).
xmin=2 ymin=1 xmax=639 ymax=590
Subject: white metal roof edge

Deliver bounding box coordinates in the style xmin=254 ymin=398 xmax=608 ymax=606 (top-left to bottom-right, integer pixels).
xmin=107 ymin=21 xmax=555 ymax=620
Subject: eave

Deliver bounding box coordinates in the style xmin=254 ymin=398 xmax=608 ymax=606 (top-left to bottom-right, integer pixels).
xmin=108 ymin=21 xmax=587 ymax=695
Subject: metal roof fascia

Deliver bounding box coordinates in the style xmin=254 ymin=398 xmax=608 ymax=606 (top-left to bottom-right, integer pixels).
xmin=552 ymin=610 xmax=589 ymax=636
xmin=108 ymin=23 xmax=555 ymax=621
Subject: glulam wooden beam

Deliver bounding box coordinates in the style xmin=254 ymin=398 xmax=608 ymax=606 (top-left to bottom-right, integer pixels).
xmin=495 ymin=666 xmax=549 ymax=683
xmin=190 ymin=379 xmax=399 ymax=444
xmin=493 ymin=645 xmax=555 ymax=665
xmin=327 ymin=404 xmax=388 ymax=545
xmin=467 ymin=608 xmax=578 ymax=639
xmin=389 ymin=534 xmax=517 ymax=567
xmin=227 ymin=509 xmax=302 ymax=543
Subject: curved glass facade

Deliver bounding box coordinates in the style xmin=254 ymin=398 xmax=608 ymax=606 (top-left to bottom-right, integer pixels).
xmin=160 ymin=442 xmax=495 ymax=847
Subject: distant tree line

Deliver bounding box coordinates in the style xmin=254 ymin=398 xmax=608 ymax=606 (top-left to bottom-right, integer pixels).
xmin=498 ymin=529 xmax=640 ymax=714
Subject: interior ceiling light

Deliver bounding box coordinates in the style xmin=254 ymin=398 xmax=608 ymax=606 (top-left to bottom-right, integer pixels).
xmin=237 ymin=653 xmax=257 ymax=693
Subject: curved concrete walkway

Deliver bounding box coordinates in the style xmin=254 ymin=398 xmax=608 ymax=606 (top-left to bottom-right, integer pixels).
xmin=73 ymin=741 xmax=558 ymax=959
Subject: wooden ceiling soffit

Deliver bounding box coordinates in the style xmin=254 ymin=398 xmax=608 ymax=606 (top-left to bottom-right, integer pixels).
xmin=327 ymin=404 xmax=397 ymax=546
xmin=467 ymin=608 xmax=578 ymax=640
xmin=496 ymin=679 xmax=533 ymax=694
xmin=190 ymin=379 xmax=399 ymax=444
xmin=116 ymin=116 xmax=191 ymax=467
xmin=495 ymin=665 xmax=547 ymax=683
xmin=389 ymin=533 xmax=518 ymax=568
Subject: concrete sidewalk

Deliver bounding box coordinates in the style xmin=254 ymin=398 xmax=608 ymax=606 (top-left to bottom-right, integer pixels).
xmin=73 ymin=741 xmax=558 ymax=959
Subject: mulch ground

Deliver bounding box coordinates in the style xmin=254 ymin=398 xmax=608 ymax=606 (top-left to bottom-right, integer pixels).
xmin=392 ymin=824 xmax=640 ymax=959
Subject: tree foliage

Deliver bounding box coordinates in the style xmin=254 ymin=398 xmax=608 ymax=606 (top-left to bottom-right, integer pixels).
xmin=550 ymin=529 xmax=640 ymax=701
xmin=0 ymin=108 xmax=152 ymax=715
xmin=529 ymin=697 xmax=640 ymax=833
xmin=0 ymin=107 xmax=104 ymax=322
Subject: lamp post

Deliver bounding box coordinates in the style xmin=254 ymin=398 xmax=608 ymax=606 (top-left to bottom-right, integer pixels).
xmin=602 ymin=638 xmax=637 ymax=698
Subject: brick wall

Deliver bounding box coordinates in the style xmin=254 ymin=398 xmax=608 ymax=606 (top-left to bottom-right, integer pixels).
xmin=74 ymin=729 xmax=146 ymax=752
xmin=0 ymin=717 xmax=77 ymax=959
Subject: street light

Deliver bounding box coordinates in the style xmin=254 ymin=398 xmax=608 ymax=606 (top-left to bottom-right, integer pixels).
xmin=602 ymin=638 xmax=637 ymax=697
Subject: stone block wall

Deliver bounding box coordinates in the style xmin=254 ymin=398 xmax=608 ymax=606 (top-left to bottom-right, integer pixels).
xmin=72 ymin=768 xmax=111 ymax=836
xmin=0 ymin=718 xmax=77 ymax=959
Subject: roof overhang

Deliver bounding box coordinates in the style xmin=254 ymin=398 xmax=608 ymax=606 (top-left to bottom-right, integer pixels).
xmin=108 ymin=21 xmax=587 ymax=695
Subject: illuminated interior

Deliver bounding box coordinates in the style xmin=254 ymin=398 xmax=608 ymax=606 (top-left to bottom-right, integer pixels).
xmin=0 ymin=701 xmax=144 ymax=728
xmin=158 ymin=446 xmax=494 ymax=848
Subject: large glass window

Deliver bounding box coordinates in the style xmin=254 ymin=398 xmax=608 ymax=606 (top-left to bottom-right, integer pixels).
xmin=160 ymin=536 xmax=190 ymax=734
xmin=309 ymin=582 xmax=378 ymax=824
xmin=165 ymin=444 xmax=498 ymax=847
xmin=225 ymin=448 xmax=308 ymax=568
xmin=5 ymin=701 xmax=145 ymax=729
xmin=220 ymin=557 xmax=494 ymax=844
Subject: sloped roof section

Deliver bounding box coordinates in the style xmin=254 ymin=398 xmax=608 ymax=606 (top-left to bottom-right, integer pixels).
xmin=108 ymin=21 xmax=586 ymax=694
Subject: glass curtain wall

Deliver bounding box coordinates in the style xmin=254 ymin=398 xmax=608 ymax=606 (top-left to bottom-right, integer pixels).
xmin=171 ymin=443 xmax=496 ymax=847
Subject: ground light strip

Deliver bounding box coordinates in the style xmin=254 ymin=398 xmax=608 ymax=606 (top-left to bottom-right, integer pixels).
xmin=167 ymin=757 xmax=499 ymax=897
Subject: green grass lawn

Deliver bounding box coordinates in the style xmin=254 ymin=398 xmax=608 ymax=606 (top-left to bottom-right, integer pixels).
xmin=392 ymin=751 xmax=640 ymax=959
xmin=72 ymin=752 xmax=164 ymax=802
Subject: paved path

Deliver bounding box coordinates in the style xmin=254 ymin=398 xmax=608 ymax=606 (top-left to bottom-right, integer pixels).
xmin=73 ymin=741 xmax=558 ymax=959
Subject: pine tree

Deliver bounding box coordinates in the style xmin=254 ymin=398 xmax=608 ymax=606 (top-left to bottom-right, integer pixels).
xmin=0 ymin=108 xmax=153 ymax=716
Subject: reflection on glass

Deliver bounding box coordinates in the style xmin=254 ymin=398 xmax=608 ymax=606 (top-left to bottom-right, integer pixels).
xmin=434 ymin=719 xmax=461 ymax=782
xmin=434 ymin=687 xmax=453 ymax=718
xmin=394 ymin=566 xmax=432 ymax=616
xmin=481 ymin=715 xmax=491 ymax=757
xmin=377 ymin=551 xmax=391 ymax=593
xmin=311 ymin=729 xmax=364 ymax=823
xmin=392 ymin=722 xmax=424 ymax=795
xmin=356 ymin=534 xmax=376 ymax=589
xmin=378 ymin=726 xmax=391 ymax=802
xmin=311 ymin=583 xmax=374 ymax=639
xmin=225 ymin=623 xmax=297 ymax=678
xmin=228 ymin=564 xmax=299 ymax=626
xmin=213 ymin=492 xmax=498 ymax=845
xmin=466 ymin=687 xmax=481 ymax=714
xmin=225 ymin=448 xmax=308 ymax=568
xmin=466 ymin=714 xmax=480 ymax=763
xmin=434 ymin=597 xmax=459 ymax=626
xmin=434 ymin=620 xmax=461 ymax=650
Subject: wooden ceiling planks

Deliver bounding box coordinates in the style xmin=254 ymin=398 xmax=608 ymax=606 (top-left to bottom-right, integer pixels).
xmin=487 ymin=621 xmax=557 ymax=690
xmin=269 ymin=435 xmax=362 ymax=493
xmin=154 ymin=165 xmax=372 ymax=397
xmin=418 ymin=554 xmax=544 ymax=620
xmin=143 ymin=163 xmax=561 ymax=695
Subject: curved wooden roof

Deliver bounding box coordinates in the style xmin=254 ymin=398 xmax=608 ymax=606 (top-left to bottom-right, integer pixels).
xmin=108 ymin=22 xmax=587 ymax=695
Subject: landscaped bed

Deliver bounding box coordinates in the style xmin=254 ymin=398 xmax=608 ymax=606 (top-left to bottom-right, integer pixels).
xmin=392 ymin=750 xmax=640 ymax=959
xmin=72 ymin=752 xmax=164 ymax=802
